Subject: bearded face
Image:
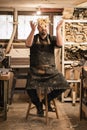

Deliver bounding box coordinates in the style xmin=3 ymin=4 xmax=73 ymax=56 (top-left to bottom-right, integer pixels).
xmin=37 ymin=18 xmax=50 ymax=38
xmin=38 ymin=24 xmax=48 ymax=37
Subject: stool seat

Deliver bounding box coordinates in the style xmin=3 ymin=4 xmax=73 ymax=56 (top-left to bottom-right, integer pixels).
xmin=25 ymin=88 xmax=59 ymax=125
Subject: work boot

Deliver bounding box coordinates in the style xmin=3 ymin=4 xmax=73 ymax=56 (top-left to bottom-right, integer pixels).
xmin=37 ymin=109 xmax=44 ymax=117
xmin=42 ymin=89 xmax=63 ymax=112
xmin=48 ymin=104 xmax=55 ymax=112
xmin=42 ymin=99 xmax=55 ymax=112
xmin=37 ymin=102 xmax=44 ymax=117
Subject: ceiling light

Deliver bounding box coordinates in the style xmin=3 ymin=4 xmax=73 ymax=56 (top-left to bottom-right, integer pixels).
xmin=36 ymin=7 xmax=41 ymax=15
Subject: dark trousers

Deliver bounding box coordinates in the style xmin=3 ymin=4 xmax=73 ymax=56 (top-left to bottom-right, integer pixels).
xmin=27 ymin=89 xmax=64 ymax=109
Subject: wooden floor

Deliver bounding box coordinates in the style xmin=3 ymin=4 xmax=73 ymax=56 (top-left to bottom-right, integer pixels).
xmin=0 ymin=93 xmax=87 ymax=130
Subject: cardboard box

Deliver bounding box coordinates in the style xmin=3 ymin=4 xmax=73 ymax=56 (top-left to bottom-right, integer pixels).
xmin=65 ymin=67 xmax=81 ymax=80
xmin=74 ymin=66 xmax=81 ymax=80
xmin=65 ymin=68 xmax=74 ymax=80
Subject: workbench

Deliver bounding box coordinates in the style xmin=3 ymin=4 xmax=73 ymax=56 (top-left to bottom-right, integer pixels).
xmin=0 ymin=69 xmax=10 ymax=120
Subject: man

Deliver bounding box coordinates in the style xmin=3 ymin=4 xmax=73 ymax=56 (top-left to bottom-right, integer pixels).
xmin=25 ymin=18 xmax=69 ymax=117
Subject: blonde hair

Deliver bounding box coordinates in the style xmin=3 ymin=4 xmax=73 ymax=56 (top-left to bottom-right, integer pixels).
xmin=37 ymin=18 xmax=50 ymax=28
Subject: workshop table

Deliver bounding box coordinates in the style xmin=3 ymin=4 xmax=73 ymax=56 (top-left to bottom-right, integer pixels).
xmin=0 ymin=71 xmax=10 ymax=120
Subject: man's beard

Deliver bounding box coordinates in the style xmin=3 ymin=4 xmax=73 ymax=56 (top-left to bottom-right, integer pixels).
xmin=40 ymin=31 xmax=47 ymax=37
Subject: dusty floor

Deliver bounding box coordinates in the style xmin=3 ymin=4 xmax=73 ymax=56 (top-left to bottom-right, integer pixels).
xmin=0 ymin=93 xmax=87 ymax=130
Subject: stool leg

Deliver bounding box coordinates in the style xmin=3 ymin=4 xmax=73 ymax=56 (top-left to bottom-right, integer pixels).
xmin=44 ymin=88 xmax=48 ymax=125
xmin=52 ymin=99 xmax=59 ymax=119
xmin=25 ymin=99 xmax=32 ymax=120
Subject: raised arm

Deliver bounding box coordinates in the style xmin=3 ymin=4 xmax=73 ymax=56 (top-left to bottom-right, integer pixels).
xmin=56 ymin=20 xmax=64 ymax=47
xmin=25 ymin=21 xmax=37 ymax=47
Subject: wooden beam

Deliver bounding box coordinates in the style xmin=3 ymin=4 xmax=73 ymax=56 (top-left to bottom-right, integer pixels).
xmin=41 ymin=8 xmax=63 ymax=13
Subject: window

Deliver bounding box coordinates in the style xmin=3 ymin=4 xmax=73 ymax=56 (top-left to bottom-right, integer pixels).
xmin=0 ymin=14 xmax=62 ymax=40
xmin=18 ymin=15 xmax=49 ymax=39
xmin=0 ymin=15 xmax=13 ymax=39
xmin=53 ymin=15 xmax=62 ymax=36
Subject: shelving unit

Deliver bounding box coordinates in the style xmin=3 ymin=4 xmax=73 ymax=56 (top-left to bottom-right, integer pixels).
xmin=61 ymin=20 xmax=87 ymax=105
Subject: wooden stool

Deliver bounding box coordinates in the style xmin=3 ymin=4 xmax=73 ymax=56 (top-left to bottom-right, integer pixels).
xmin=25 ymin=88 xmax=59 ymax=124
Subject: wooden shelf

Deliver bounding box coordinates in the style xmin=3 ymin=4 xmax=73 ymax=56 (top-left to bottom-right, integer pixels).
xmin=64 ymin=60 xmax=80 ymax=64
xmin=67 ymin=79 xmax=81 ymax=83
xmin=64 ymin=19 xmax=87 ymax=23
